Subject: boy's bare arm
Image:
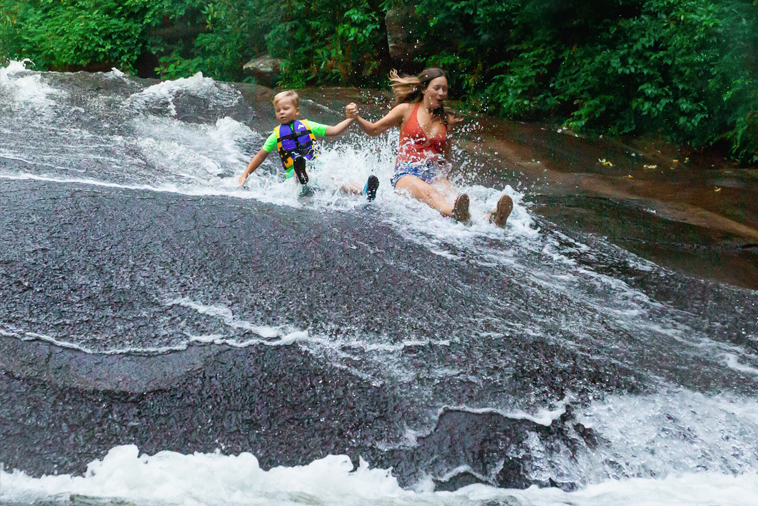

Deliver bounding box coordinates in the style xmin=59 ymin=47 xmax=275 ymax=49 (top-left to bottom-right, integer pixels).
xmin=324 ymin=117 xmax=355 ymax=136
xmin=239 ymin=148 xmax=270 ymax=185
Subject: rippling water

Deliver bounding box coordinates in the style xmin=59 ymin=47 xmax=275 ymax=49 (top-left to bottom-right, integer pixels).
xmin=1 ymin=60 xmax=757 ymax=505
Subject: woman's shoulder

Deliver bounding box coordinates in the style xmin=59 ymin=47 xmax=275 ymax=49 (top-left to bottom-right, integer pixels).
xmin=383 ymin=102 xmax=414 ymax=124
xmin=391 ymin=102 xmax=415 ymax=113
xmin=397 ymin=102 xmax=420 ymax=118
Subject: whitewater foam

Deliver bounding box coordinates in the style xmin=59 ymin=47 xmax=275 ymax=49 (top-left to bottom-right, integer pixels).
xmin=720 ymin=353 xmax=758 ymax=376
xmin=124 ymin=72 xmax=240 ymax=117
xmin=2 ymin=445 xmax=757 ymax=506
xmin=0 ymin=59 xmax=62 ymax=107
xmin=576 ymin=389 xmax=758 ymax=479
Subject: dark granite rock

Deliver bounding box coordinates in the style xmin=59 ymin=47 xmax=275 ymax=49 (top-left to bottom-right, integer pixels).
xmin=243 ymin=55 xmax=283 ymax=88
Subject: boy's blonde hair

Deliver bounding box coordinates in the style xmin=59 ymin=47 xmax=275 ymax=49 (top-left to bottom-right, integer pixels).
xmin=272 ymin=90 xmax=300 ymax=107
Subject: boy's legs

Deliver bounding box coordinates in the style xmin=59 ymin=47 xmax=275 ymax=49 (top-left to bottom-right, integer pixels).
xmin=339 ymin=175 xmax=379 ymax=201
xmin=341 ymin=182 xmax=362 ymax=195
xmin=293 ymin=156 xmax=309 ymax=185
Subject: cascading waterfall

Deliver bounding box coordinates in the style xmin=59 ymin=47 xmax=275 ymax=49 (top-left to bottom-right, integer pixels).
xmin=1 ymin=61 xmax=757 ymax=506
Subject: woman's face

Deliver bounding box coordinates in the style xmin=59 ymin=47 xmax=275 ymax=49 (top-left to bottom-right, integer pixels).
xmin=423 ymin=76 xmax=448 ymax=109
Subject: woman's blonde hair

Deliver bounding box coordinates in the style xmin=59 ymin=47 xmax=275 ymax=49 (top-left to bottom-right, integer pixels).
xmin=273 ymin=90 xmax=299 ymax=107
xmin=390 ymin=68 xmax=449 ymax=126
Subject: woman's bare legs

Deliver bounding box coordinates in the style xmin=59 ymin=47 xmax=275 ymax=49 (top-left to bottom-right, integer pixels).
xmin=431 ymin=178 xmax=458 ymax=201
xmin=394 ymin=175 xmax=510 ymax=225
xmin=394 ymin=175 xmax=456 ymax=217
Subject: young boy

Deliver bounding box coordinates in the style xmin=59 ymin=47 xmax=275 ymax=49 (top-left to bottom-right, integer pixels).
xmin=238 ymin=90 xmax=379 ymax=200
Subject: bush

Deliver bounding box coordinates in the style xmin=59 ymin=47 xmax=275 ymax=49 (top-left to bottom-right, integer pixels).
xmin=415 ymin=0 xmax=758 ymax=161
xmin=0 ymin=0 xmax=276 ymax=82
xmin=267 ymin=0 xmax=388 ymax=87
xmin=0 ymin=0 xmax=175 ymax=73
xmin=2 ymin=0 xmax=757 ymax=160
xmin=156 ymin=0 xmax=282 ymax=82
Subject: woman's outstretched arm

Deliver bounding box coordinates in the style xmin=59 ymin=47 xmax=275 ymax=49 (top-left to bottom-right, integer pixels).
xmin=345 ymin=103 xmax=409 ymax=137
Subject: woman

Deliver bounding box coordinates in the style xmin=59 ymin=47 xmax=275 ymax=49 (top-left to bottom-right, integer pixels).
xmin=347 ymin=67 xmax=512 ymax=226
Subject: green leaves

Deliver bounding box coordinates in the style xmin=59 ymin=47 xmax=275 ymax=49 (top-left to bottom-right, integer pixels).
xmin=0 ymin=0 xmax=281 ymax=82
xmin=270 ymin=0 xmax=386 ymax=87
xmin=412 ymin=0 xmax=758 ymax=161
xmin=1 ymin=0 xmax=173 ymax=73
xmin=2 ymin=0 xmax=757 ymax=161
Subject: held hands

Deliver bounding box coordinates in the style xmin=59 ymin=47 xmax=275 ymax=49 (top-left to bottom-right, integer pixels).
xmin=345 ymin=102 xmax=359 ymax=119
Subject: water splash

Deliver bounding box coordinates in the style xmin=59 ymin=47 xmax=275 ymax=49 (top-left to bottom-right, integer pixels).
xmin=2 ymin=444 xmax=757 ymax=506
xmin=0 ymin=59 xmax=62 ymax=107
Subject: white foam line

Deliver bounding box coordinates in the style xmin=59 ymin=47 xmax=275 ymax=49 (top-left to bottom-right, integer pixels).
xmin=429 ymin=249 xmax=459 ymax=259
xmin=0 ymin=171 xmax=313 ymax=209
xmin=177 ymin=172 xmax=202 ymax=180
xmin=189 ymin=331 xmax=309 ymax=348
xmin=339 ymin=339 xmax=451 ymax=353
xmin=436 ymin=465 xmax=496 ymax=486
xmin=720 ymin=353 xmax=758 ymax=376
xmin=618 ymin=318 xmax=758 ymax=374
xmin=4 ymin=446 xmax=758 ymax=506
xmin=167 ymin=297 xmax=289 ymax=338
xmin=0 ymin=172 xmax=256 ymax=200
xmin=375 ymin=403 xmax=573 ymax=449
xmin=0 ymin=153 xmax=84 ymax=172
xmin=436 ymin=404 xmax=568 ymax=427
xmin=0 ymin=322 xmax=189 ymax=355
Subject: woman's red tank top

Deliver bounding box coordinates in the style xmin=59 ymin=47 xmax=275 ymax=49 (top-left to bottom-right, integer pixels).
xmin=396 ymin=103 xmax=447 ymax=164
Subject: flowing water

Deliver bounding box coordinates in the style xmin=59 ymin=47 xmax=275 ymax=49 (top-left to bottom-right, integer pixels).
xmin=1 ymin=61 xmax=757 ymax=505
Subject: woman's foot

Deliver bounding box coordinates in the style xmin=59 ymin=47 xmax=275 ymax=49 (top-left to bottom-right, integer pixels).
xmin=489 ymin=194 xmax=513 ymax=228
xmin=453 ymin=193 xmax=470 ymax=223
xmin=363 ymin=175 xmax=380 ymax=201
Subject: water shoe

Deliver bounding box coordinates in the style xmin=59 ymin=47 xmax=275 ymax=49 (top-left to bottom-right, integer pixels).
xmin=363 ymin=175 xmax=379 ymax=201
xmin=293 ymin=156 xmax=309 ymax=185
xmin=453 ymin=193 xmax=471 ymax=223
xmin=489 ymin=194 xmax=513 ymax=228
xmin=299 ymin=184 xmax=314 ymax=197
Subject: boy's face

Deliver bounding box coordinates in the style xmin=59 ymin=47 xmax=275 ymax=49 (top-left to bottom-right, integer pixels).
xmin=274 ymin=97 xmax=299 ymax=124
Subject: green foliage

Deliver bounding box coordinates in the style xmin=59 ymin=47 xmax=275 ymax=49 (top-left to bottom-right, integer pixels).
xmin=158 ymin=52 xmax=205 ymax=80
xmin=0 ymin=0 xmax=275 ymax=82
xmin=178 ymin=0 xmax=280 ymax=82
xmin=415 ymin=0 xmax=758 ymax=162
xmin=485 ymin=44 xmax=558 ymax=117
xmin=2 ymin=0 xmax=758 ymax=161
xmin=0 ymin=0 xmax=175 ymax=72
xmin=268 ymin=0 xmax=387 ymax=87
xmin=554 ymin=0 xmax=723 ymax=141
